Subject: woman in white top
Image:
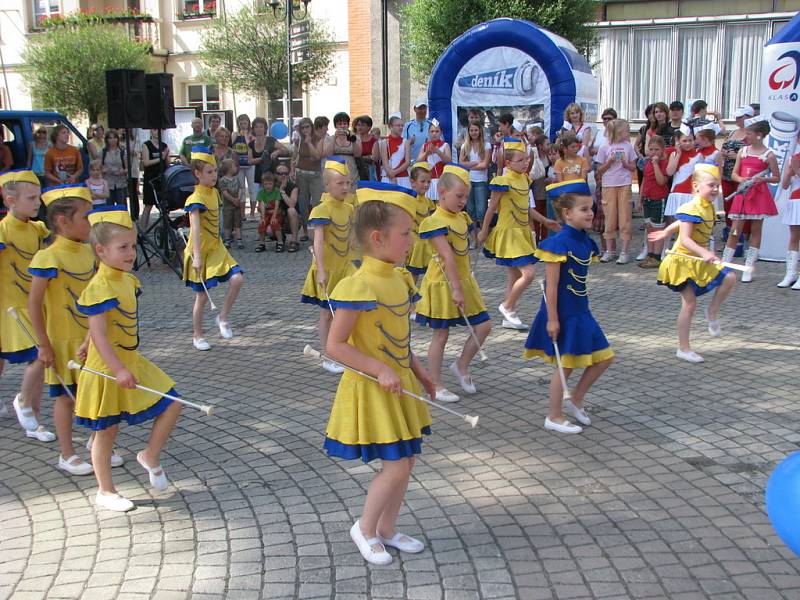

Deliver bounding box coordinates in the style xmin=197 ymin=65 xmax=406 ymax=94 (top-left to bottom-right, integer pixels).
xmin=561 ymin=102 xmax=593 ymax=158
xmin=459 ymin=122 xmax=492 ymax=230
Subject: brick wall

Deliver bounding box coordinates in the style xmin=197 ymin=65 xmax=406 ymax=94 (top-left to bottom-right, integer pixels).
xmin=348 ymin=0 xmax=373 ymax=117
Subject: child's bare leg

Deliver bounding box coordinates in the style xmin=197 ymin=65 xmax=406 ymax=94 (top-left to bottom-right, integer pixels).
xmin=505 ymin=264 xmax=535 ymax=312
xmin=725 ymin=220 xmax=743 ymax=250
xmin=678 ymin=287 xmax=697 ymax=352
xmin=428 ymin=328 xmax=449 ymax=388
xmin=54 ymin=395 xmax=80 ymax=459
xmin=749 ymin=220 xmax=764 ymax=248
xmin=359 ymin=458 xmax=413 ymax=548
xmin=21 ymin=360 xmax=44 ymax=416
xmin=319 ymin=309 xmax=333 ymax=351
xmin=547 ymin=367 xmax=573 ymax=422
xmin=706 ymin=271 xmax=736 ymax=321
xmin=377 ymin=457 xmax=415 ymax=538
xmin=571 ymin=358 xmax=613 ymax=408
xmin=503 ymin=269 xmax=519 ymax=307
xmin=192 ymin=291 xmax=208 ymax=339
xmin=92 ymin=426 xmax=119 ymax=494
xmin=456 ymin=320 xmax=491 ymax=374
xmin=220 ymin=273 xmax=243 ymax=323
xmin=139 ymin=401 xmax=182 ymax=468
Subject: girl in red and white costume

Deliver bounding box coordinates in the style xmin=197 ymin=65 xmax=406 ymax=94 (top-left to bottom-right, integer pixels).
xmin=777 ymin=139 xmax=800 ymax=289
xmin=417 ymin=120 xmax=451 ymax=201
xmin=381 ymin=114 xmax=411 ymax=188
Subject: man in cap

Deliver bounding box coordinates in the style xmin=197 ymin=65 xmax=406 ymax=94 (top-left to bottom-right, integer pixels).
xmin=403 ymin=98 xmax=432 ymax=166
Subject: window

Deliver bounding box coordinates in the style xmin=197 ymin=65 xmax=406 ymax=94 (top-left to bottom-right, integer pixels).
xmin=178 ymin=0 xmax=217 ymax=19
xmin=722 ymin=23 xmax=769 ymax=116
xmin=32 ymin=0 xmax=61 ymax=25
xmin=187 ymin=84 xmax=220 ymax=111
xmin=267 ymin=81 xmax=303 ymax=122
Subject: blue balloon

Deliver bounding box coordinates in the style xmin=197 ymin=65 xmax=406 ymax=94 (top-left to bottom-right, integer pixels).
xmin=270 ymin=121 xmax=289 ymax=140
xmin=766 ymin=451 xmax=800 ymax=557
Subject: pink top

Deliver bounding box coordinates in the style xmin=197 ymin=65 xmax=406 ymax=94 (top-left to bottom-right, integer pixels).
xmin=596 ymin=142 xmax=637 ymax=187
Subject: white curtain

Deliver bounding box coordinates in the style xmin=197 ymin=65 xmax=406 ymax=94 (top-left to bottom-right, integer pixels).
xmin=632 ymin=28 xmax=675 ymax=119
xmin=597 ymin=29 xmax=631 ymax=119
xmin=722 ymin=23 xmax=769 ymax=118
xmin=678 ymin=26 xmax=722 ymax=110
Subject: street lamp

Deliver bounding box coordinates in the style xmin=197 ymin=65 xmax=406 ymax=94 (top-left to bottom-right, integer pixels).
xmin=267 ymin=0 xmax=311 ymax=128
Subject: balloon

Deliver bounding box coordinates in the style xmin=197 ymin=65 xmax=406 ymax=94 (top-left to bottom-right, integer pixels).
xmin=766 ymin=451 xmax=800 ymax=557
xmin=270 ymin=121 xmax=289 ymax=140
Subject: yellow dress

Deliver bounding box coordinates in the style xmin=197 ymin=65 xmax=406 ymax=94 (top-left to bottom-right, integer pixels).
xmin=28 ymin=236 xmax=96 ymax=396
xmin=324 ymin=256 xmax=431 ymax=462
xmin=483 ymin=170 xmax=536 ymax=265
xmin=301 ymin=197 xmax=356 ymax=308
xmin=320 ymin=191 xmax=358 ymax=210
xmin=406 ymin=193 xmax=436 ymax=276
xmin=414 ymin=206 xmax=489 ymax=328
xmin=657 ymin=195 xmax=729 ymax=296
xmin=74 ymin=263 xmax=176 ymax=430
xmin=183 ymin=184 xmax=242 ymax=291
xmin=0 ymin=213 xmax=50 ymax=363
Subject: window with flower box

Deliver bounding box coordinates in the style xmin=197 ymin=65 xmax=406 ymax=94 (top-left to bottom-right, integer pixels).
xmin=177 ymin=0 xmax=216 ymax=20
xmin=32 ymin=0 xmax=61 ymax=26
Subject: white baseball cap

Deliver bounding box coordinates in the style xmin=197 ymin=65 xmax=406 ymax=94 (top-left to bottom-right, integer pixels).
xmin=413 ymin=98 xmax=428 ymax=109
xmin=732 ymin=106 xmax=755 ymax=119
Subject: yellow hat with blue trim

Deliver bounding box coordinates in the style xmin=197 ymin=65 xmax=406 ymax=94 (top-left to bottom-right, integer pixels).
xmin=694 ymin=163 xmax=720 ymax=180
xmin=442 ymin=163 xmax=470 ymax=187
xmin=356 ymin=181 xmax=416 ymax=219
xmin=87 ymin=204 xmax=134 ymax=229
xmin=324 ymin=156 xmax=350 ymax=176
xmin=41 ymin=183 xmax=92 ymax=206
xmin=190 ymin=145 xmax=216 ymax=166
xmin=546 ymin=179 xmax=591 ymax=200
xmin=0 ymin=169 xmax=40 ymax=187
xmin=411 ymin=161 xmax=432 ymax=172
xmin=503 ymin=137 xmax=527 ymax=154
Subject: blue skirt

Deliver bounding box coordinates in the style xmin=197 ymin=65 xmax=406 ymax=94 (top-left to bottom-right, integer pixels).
xmin=524 ymin=308 xmax=614 ymax=368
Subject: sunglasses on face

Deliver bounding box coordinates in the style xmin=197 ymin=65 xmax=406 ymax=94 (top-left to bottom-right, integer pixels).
xmin=276 ymin=172 xmax=289 ymax=176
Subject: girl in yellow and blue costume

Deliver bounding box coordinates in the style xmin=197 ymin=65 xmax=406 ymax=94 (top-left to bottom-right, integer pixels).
xmin=324 ymin=180 xmax=435 ymax=566
xmin=28 ymin=184 xmax=98 ymax=474
xmin=654 ymin=164 xmax=736 ymax=364
xmin=301 ymin=157 xmax=357 ymax=373
xmin=415 ymin=164 xmax=491 ymax=403
xmin=183 ymin=146 xmax=244 ymax=351
xmin=0 ymin=169 xmax=53 ymax=440
xmin=479 ymin=138 xmax=559 ymax=330
xmin=524 ymin=191 xmax=613 ymax=435
xmin=405 ymin=161 xmax=436 ymax=278
xmin=75 ymin=205 xmax=182 ymax=512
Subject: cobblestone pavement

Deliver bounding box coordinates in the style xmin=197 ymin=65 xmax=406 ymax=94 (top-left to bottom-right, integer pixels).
xmin=1 ymin=218 xmax=799 ymax=600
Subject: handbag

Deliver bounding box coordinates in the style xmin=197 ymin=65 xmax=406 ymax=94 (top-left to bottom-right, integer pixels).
xmin=529 ymin=148 xmax=546 ymax=180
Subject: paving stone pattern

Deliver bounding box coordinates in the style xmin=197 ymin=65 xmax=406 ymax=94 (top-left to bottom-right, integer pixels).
xmin=1 ymin=220 xmax=799 ymax=600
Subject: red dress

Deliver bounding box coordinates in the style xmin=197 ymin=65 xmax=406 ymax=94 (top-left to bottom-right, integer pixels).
xmin=728 ymin=148 xmax=777 ymax=220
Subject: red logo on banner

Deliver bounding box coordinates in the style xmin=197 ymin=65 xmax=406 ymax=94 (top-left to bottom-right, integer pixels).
xmin=769 ymin=50 xmax=800 ymax=90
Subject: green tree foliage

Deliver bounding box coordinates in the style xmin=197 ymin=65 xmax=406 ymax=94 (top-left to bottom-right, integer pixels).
xmin=401 ymin=0 xmax=599 ymax=83
xmin=199 ymin=6 xmax=335 ymax=102
xmin=23 ymin=24 xmax=151 ymax=123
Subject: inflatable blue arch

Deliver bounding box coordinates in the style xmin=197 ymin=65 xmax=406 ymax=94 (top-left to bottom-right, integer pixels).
xmin=427 ymin=18 xmax=599 ymax=144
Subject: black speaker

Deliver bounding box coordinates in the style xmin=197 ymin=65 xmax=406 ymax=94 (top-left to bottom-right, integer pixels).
xmin=145 ymin=73 xmax=176 ymax=129
xmin=106 ymin=69 xmax=147 ymax=129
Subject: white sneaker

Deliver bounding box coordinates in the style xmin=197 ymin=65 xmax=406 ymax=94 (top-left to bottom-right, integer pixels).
xmin=193 ymin=338 xmax=211 ymax=351
xmin=498 ymin=304 xmax=525 ymax=329
xmin=26 ymin=426 xmax=56 ymax=442
xmin=616 ymin=252 xmax=631 ymax=265
xmin=544 ymin=417 xmax=582 ymax=434
xmin=599 ymin=251 xmax=614 ymax=263
xmin=350 ymin=521 xmax=392 ymax=565
xmin=13 ymin=394 xmax=38 ymax=431
xmin=378 ymin=531 xmax=425 ymax=554
xmin=95 ymin=491 xmax=134 ymax=512
xmin=435 ymin=387 xmax=460 ymax=402
xmin=215 ymin=315 xmax=233 ymax=339
xmin=563 ymin=401 xmax=591 ymax=426
xmin=676 ymin=349 xmax=704 ymax=363
xmin=137 ymin=452 xmax=169 ymax=492
xmin=635 ymin=247 xmax=648 ymax=261
xmin=58 ymin=454 xmax=94 ymax=476
xmin=449 ymin=362 xmax=477 ymax=394
xmin=322 ymin=360 xmax=345 ymax=374
xmin=501 ymin=318 xmax=528 ymax=330
xmin=704 ymin=307 xmax=721 ymax=338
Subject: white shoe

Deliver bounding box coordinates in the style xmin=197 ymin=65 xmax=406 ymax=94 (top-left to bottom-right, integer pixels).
xmin=26 ymin=426 xmax=56 ymax=442
xmin=449 ymin=362 xmax=476 ymax=394
xmin=95 ymin=491 xmax=134 ymax=512
xmin=792 ymin=276 xmax=800 ymax=291
xmin=193 ymin=338 xmax=211 ymax=351
xmin=704 ymin=307 xmax=721 ymax=338
xmin=544 ymin=417 xmax=582 ymax=434
xmin=563 ymin=401 xmax=591 ymax=426
xmin=501 ymin=318 xmax=528 ymax=330
xmin=721 ymin=246 xmax=735 ymax=264
xmin=322 ymin=360 xmax=345 ymax=374
xmin=58 ymin=454 xmax=94 ymax=476
xmin=137 ymin=452 xmax=169 ymax=492
xmin=350 ymin=521 xmax=392 ymax=565
xmin=435 ymin=387 xmax=460 ymax=403
xmin=13 ymin=394 xmax=38 ymax=431
xmin=599 ymin=251 xmax=614 ymax=263
xmin=777 ymin=251 xmax=798 ymax=288
xmin=635 ymin=247 xmax=648 ymax=261
xmin=616 ymin=252 xmax=631 ymax=265
xmin=498 ymin=304 xmax=525 ymax=329
xmin=215 ymin=315 xmax=233 ymax=339
xmin=676 ymin=349 xmax=704 ymax=363
xmin=741 ymin=246 xmax=758 ymax=283
xmin=378 ymin=531 xmax=425 ymax=554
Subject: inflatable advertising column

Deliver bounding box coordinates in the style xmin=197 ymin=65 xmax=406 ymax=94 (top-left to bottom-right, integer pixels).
xmin=426 ymin=19 xmax=599 ymax=147
xmin=759 ymin=12 xmax=800 ymax=262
